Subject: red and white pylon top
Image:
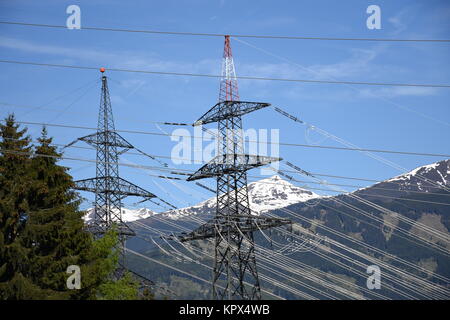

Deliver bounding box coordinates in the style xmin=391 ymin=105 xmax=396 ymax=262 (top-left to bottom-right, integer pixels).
xmin=218 ymin=35 xmax=239 ymax=102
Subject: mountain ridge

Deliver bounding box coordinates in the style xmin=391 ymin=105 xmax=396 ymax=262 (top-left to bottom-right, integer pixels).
xmin=125 ymin=159 xmax=450 ymax=299
xmin=85 ymin=174 xmax=321 ymax=222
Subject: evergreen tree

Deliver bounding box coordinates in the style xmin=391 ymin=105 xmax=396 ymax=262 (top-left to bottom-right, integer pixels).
xmin=0 ymin=116 xmax=142 ymax=299
xmin=20 ymin=126 xmax=95 ymax=299
xmin=0 ymin=114 xmax=38 ymax=299
xmin=84 ymin=227 xmax=139 ymax=300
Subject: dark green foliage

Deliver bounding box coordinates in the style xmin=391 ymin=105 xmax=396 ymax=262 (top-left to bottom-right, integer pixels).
xmin=0 ymin=115 xmax=142 ymax=300
xmin=19 ymin=126 xmax=90 ymax=299
xmin=90 ymin=228 xmax=139 ymax=300
xmin=0 ymin=114 xmax=35 ymax=299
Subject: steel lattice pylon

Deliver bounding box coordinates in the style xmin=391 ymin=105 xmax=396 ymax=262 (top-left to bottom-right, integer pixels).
xmin=219 ymin=35 xmax=239 ymax=102
xmin=66 ymin=71 xmax=157 ymax=241
xmin=179 ymin=36 xmax=291 ymax=300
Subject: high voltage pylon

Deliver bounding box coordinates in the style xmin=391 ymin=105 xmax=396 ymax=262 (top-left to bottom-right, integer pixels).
xmin=65 ymin=68 xmax=167 ymax=245
xmin=178 ymin=36 xmax=291 ymax=300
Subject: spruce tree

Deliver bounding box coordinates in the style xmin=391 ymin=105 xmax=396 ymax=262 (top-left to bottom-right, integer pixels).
xmin=0 ymin=116 xmax=143 ymax=299
xmin=20 ymin=127 xmax=139 ymax=299
xmin=21 ymin=126 xmax=94 ymax=299
xmin=0 ymin=114 xmax=38 ymax=299
xmin=90 ymin=229 xmax=139 ymax=300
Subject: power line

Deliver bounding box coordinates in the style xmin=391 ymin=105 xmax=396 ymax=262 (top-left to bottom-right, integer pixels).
xmin=130 ymin=230 xmax=291 ymax=300
xmin=285 ymin=204 xmax=450 ymax=284
xmin=278 ymin=141 xmax=450 ymax=157
xmin=0 ymin=123 xmax=437 ymax=184
xmin=3 ymin=127 xmax=449 ymax=194
xmin=1 ymin=59 xmax=450 ymax=88
xmin=143 ymin=176 xmax=449 ymax=299
xmin=124 ymin=247 xmax=220 ymax=288
xmin=132 ymin=219 xmax=359 ymax=300
xmin=0 ymin=101 xmax=190 ymax=127
xmin=2 ymin=149 xmax=449 ymax=207
xmin=235 ymin=37 xmax=450 ymax=128
xmin=278 ymin=162 xmax=450 ymax=248
xmin=4 ymin=119 xmax=450 ymax=158
xmin=273 ymin=106 xmax=450 ymax=193
xmin=113 ymin=164 xmax=450 ymax=298
xmin=246 ymin=178 xmax=450 ymax=206
xmin=7 ymin=135 xmax=446 ymax=193
xmin=4 ymin=101 xmax=450 ymax=159
xmin=1 ymin=21 xmax=450 ymax=43
xmin=44 ymin=138 xmax=450 ymax=196
xmin=135 ymin=205 xmax=447 ymax=300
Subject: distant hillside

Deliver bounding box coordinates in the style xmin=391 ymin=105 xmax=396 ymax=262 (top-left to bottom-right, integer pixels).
xmin=124 ymin=159 xmax=450 ymax=299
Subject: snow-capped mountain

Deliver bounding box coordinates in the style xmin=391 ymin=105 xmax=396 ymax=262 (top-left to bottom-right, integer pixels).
xmin=84 ymin=161 xmax=449 ymax=223
xmin=356 ymin=159 xmax=449 ymax=197
xmin=385 ymin=160 xmax=449 ymax=190
xmin=126 ymin=161 xmax=450 ymax=299
xmin=161 ymin=175 xmax=320 ymax=219
xmin=84 ymin=207 xmax=157 ymax=222
xmin=247 ymin=175 xmax=320 ymax=212
xmin=84 ymin=175 xmax=319 ymax=222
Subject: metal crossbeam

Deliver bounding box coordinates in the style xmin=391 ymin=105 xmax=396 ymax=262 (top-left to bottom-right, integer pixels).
xmin=179 ymin=216 xmax=292 ymax=242
xmin=193 ymin=101 xmax=270 ymax=126
xmin=187 ymin=154 xmax=282 ymax=181
xmin=74 ymin=176 xmax=156 ymax=199
xmin=77 ymin=131 xmax=134 ymax=150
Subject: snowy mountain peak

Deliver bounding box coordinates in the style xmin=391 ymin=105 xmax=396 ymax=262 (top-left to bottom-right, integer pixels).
xmin=384 ymin=159 xmax=449 ymax=191
xmin=84 ymin=175 xmax=320 ymax=222
xmin=84 ymin=207 xmax=157 ymax=223
xmin=247 ymin=175 xmax=319 ymax=213
xmin=160 ymin=175 xmax=320 ymax=219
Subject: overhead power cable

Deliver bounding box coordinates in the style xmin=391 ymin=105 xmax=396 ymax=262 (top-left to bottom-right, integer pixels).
xmin=4 ymin=119 xmax=450 ymax=158
xmin=3 ymin=132 xmax=442 ymax=186
xmin=133 ymin=219 xmax=346 ymax=300
xmin=123 ymin=172 xmax=450 ymax=299
xmin=1 ymin=59 xmax=450 ymax=88
xmin=272 ymin=209 xmax=449 ymax=299
xmin=278 ymin=205 xmax=449 ymax=284
xmin=42 ymin=138 xmax=445 ymax=195
xmin=142 ymin=186 xmax=448 ymax=299
xmin=278 ymin=161 xmax=450 ymax=247
xmin=132 ymin=223 xmax=296 ymax=300
xmin=194 ymin=174 xmax=450 ymax=259
xmin=273 ymin=106 xmax=450 ymax=193
xmin=2 ymin=150 xmax=450 ymax=209
xmin=3 ymin=148 xmax=450 ymax=206
xmin=134 ymin=210 xmax=414 ymax=300
xmin=1 ymin=21 xmax=450 ymax=42
xmin=124 ymin=248 xmax=221 ymax=289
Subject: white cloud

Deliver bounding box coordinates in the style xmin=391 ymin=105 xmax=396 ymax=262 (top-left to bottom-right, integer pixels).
xmin=0 ymin=35 xmax=217 ymax=74
xmin=0 ymin=35 xmax=118 ymax=62
xmin=307 ymin=48 xmax=378 ymax=80
xmin=388 ymin=13 xmax=408 ymax=35
xmin=0 ymin=35 xmax=436 ymax=101
xmin=358 ymin=86 xmax=437 ymax=98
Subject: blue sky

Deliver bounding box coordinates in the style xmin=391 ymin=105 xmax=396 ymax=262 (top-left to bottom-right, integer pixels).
xmin=0 ymin=0 xmax=449 ymax=211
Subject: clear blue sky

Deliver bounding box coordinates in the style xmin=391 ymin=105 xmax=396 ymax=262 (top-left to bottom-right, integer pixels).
xmin=0 ymin=0 xmax=449 ymax=211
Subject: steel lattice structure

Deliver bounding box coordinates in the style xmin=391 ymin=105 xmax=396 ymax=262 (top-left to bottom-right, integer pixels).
xmin=178 ymin=36 xmax=291 ymax=300
xmin=67 ymin=71 xmax=157 ymax=241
